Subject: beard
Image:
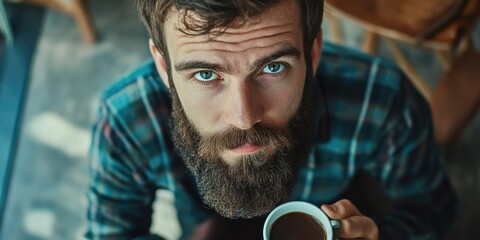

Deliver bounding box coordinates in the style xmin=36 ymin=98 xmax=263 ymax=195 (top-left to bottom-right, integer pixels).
xmin=169 ymin=75 xmax=315 ymax=219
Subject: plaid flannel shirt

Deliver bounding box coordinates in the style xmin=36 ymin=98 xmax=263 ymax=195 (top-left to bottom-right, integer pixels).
xmin=86 ymin=43 xmax=457 ymax=240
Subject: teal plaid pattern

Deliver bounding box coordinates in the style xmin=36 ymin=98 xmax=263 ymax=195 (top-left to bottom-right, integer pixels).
xmin=86 ymin=43 xmax=457 ymax=240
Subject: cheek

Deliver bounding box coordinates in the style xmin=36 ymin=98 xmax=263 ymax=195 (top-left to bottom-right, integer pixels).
xmin=174 ymin=81 xmax=222 ymax=131
xmin=273 ymin=85 xmax=303 ymax=121
xmin=265 ymin=68 xmax=306 ymax=124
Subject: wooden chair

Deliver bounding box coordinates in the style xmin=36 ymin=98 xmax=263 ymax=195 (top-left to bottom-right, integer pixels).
xmin=6 ymin=0 xmax=96 ymax=43
xmin=325 ymin=0 xmax=480 ymax=144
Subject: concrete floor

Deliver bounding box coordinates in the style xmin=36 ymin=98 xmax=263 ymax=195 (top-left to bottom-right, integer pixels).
xmin=1 ymin=1 xmax=152 ymax=239
xmin=1 ymin=1 xmax=479 ymax=239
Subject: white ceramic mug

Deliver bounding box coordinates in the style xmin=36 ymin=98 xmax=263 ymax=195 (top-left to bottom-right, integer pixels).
xmin=263 ymin=201 xmax=340 ymax=240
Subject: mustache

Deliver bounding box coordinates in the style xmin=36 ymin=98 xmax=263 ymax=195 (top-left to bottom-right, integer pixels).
xmin=198 ymin=123 xmax=295 ymax=158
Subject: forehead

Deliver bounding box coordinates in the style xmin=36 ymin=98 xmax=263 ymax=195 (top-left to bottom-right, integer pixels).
xmin=163 ymin=0 xmax=303 ymax=62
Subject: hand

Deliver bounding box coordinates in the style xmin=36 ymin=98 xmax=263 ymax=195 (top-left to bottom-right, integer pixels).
xmin=321 ymin=199 xmax=378 ymax=239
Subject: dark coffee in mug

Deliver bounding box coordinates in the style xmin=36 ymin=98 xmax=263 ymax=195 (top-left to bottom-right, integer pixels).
xmin=270 ymin=212 xmax=326 ymax=240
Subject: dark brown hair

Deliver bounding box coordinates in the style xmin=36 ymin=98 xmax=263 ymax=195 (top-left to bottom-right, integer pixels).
xmin=135 ymin=0 xmax=324 ymax=58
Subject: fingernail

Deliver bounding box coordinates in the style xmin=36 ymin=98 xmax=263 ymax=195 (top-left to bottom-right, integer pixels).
xmin=324 ymin=204 xmax=336 ymax=212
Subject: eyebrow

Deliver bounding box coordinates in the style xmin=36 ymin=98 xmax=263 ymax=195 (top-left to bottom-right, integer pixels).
xmin=174 ymin=45 xmax=301 ymax=74
xmin=252 ymin=45 xmax=301 ymax=71
xmin=175 ymin=61 xmax=227 ymax=74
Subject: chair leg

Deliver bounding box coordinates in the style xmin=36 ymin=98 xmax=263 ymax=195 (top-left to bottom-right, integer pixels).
xmin=456 ymin=33 xmax=475 ymax=54
xmin=70 ymin=0 xmax=96 ymax=44
xmin=326 ymin=13 xmax=344 ymax=44
xmin=431 ymin=49 xmax=480 ymax=144
xmin=362 ymin=31 xmax=379 ymax=54
xmin=20 ymin=0 xmax=96 ymax=44
xmin=20 ymin=0 xmax=68 ymax=12
xmin=434 ymin=50 xmax=452 ymax=70
xmin=384 ymin=38 xmax=432 ymax=101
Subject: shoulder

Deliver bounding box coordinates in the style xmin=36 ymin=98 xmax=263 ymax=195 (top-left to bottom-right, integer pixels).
xmin=101 ymin=59 xmax=170 ymax=110
xmin=99 ymin=59 xmax=171 ymax=123
xmin=315 ymin=43 xmax=428 ymax=149
xmin=96 ymin=59 xmax=172 ymax=148
xmin=318 ymin=42 xmax=405 ymax=95
xmin=317 ymin=42 xmax=414 ymax=117
xmin=90 ymin=60 xmax=176 ymax=187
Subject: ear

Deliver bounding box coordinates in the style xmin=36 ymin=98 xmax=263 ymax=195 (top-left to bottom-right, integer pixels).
xmin=310 ymin=32 xmax=323 ymax=75
xmin=149 ymin=39 xmax=170 ymax=89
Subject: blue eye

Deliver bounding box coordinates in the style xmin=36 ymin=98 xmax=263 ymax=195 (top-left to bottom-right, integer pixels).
xmin=194 ymin=71 xmax=218 ymax=81
xmin=263 ymin=62 xmax=285 ymax=74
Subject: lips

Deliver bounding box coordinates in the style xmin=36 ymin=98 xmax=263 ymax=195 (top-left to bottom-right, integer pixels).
xmin=230 ymin=143 xmax=262 ymax=154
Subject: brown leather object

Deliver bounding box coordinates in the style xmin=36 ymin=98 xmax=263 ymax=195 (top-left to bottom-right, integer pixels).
xmin=377 ymin=0 xmax=458 ymax=35
xmin=326 ymin=0 xmax=480 ymax=49
xmin=431 ymin=50 xmax=480 ymax=144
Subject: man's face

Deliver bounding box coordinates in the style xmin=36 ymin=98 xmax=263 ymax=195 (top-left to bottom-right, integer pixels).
xmin=153 ymin=0 xmax=319 ymax=218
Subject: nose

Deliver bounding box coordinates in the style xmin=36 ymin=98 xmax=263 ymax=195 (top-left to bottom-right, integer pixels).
xmin=224 ymin=81 xmax=262 ymax=130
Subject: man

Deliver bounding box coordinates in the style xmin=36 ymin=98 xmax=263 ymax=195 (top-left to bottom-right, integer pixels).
xmin=86 ymin=0 xmax=457 ymax=239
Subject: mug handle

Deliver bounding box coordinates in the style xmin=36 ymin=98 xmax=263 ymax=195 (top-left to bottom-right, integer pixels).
xmin=330 ymin=220 xmax=340 ymax=240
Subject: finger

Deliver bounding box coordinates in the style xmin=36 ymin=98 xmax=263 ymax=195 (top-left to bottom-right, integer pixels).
xmin=338 ymin=215 xmax=379 ymax=239
xmin=321 ymin=199 xmax=361 ymax=219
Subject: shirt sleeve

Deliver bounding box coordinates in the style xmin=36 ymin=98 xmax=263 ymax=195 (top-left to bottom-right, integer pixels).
xmin=85 ymin=101 xmax=164 ymax=240
xmin=368 ymin=75 xmax=458 ymax=239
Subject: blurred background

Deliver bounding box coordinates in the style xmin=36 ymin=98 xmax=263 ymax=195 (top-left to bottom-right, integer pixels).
xmin=0 ymin=0 xmax=478 ymax=239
